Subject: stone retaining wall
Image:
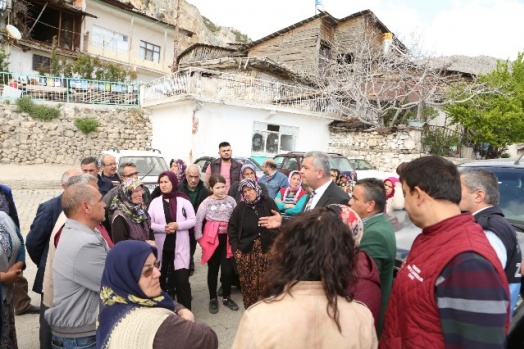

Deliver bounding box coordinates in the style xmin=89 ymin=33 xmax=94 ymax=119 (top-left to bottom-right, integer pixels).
xmin=0 ymin=102 xmax=152 ymax=165
xmin=329 ymin=126 xmax=474 ymax=173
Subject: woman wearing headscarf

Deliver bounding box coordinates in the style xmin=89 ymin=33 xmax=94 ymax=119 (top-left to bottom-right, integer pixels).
xmin=0 ymin=211 xmax=24 ymax=348
xmin=383 ymin=177 xmax=404 ymax=213
xmin=338 ymin=170 xmax=358 ymax=196
xmin=228 ymin=164 xmax=268 ymax=203
xmin=232 ymin=208 xmax=377 ymax=348
xmin=96 ymin=240 xmax=218 ymax=349
xmin=170 ymin=159 xmax=187 ymax=184
xmin=274 ymin=170 xmax=308 ymax=216
xmin=148 ymin=171 xmax=196 ymax=309
xmin=227 ymin=179 xmax=279 ymax=309
xmin=111 ymin=178 xmax=154 ymax=244
xmin=329 ymin=204 xmax=381 ymax=331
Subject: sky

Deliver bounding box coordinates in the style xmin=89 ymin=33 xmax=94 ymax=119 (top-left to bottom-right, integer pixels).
xmin=186 ymin=0 xmax=524 ymax=60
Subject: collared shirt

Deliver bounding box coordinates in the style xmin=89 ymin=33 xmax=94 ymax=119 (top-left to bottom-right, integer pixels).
xmin=308 ymin=180 xmax=332 ymax=210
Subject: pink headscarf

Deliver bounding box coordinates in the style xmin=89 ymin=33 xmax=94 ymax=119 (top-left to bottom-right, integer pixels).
xmin=384 ymin=176 xmax=400 ymax=200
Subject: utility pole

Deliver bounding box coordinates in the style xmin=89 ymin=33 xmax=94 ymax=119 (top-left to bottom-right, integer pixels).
xmin=171 ymin=0 xmax=180 ymax=73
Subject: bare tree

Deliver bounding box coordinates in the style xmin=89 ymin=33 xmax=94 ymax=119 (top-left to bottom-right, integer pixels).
xmin=301 ymin=26 xmax=494 ymax=128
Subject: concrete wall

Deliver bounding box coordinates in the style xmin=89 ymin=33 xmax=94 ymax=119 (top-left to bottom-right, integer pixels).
xmin=84 ymin=0 xmax=176 ymax=79
xmin=0 ymin=101 xmax=151 ymax=165
xmin=148 ymin=99 xmax=335 ymax=165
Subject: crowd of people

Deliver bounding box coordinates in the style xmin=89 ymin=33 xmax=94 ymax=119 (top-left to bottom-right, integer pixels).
xmin=0 ymin=142 xmax=521 ymax=349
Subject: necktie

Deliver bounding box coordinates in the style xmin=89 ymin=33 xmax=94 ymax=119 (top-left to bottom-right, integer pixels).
xmin=304 ymin=190 xmax=316 ymax=211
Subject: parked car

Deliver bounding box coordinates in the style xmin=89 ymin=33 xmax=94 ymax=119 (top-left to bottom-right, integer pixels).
xmin=272 ymin=151 xmax=397 ymax=179
xmin=99 ymin=149 xmax=169 ymax=191
xmin=193 ymin=156 xmax=264 ymax=181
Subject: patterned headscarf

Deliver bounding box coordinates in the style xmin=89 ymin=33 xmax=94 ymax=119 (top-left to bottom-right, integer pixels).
xmin=280 ymin=170 xmax=305 ymax=203
xmin=241 ymin=163 xmax=258 ymax=181
xmin=384 ymin=176 xmax=400 ymax=200
xmin=239 ymin=178 xmax=262 ymax=206
xmin=328 ymin=204 xmax=364 ymax=246
xmin=175 ymin=159 xmax=187 ymax=183
xmin=97 ymin=241 xmax=175 ymax=349
xmin=110 ymin=178 xmax=149 ymax=224
xmin=158 ymin=171 xmax=189 ymax=223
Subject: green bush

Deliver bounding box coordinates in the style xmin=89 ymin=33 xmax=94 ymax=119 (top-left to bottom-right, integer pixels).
xmin=500 ymin=153 xmax=511 ymax=158
xmin=75 ymin=117 xmax=100 ymax=134
xmin=16 ymin=96 xmax=61 ymax=120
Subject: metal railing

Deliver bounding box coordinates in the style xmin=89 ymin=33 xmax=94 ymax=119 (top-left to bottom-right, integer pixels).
xmin=142 ymin=69 xmax=334 ymax=114
xmin=0 ymin=72 xmax=139 ymax=106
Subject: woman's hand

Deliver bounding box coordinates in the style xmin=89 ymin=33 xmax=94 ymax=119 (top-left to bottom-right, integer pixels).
xmin=284 ymin=203 xmax=295 ymax=209
xmin=0 ymin=269 xmax=22 ymax=284
xmin=165 ymin=222 xmax=178 ymax=234
xmin=177 ymin=308 xmax=195 ymax=322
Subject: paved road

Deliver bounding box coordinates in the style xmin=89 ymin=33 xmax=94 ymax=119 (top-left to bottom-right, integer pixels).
xmin=12 ymin=189 xmax=243 ymax=349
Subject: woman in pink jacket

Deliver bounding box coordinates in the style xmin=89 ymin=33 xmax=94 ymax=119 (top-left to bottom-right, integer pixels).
xmin=195 ymin=174 xmax=239 ymax=314
xmin=148 ymin=171 xmax=196 ymax=310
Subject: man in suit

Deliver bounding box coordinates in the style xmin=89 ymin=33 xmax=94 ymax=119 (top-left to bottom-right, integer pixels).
xmin=300 ymin=151 xmax=349 ymax=210
xmin=349 ymin=178 xmax=396 ymax=338
xmin=26 ymin=168 xmax=82 ymax=349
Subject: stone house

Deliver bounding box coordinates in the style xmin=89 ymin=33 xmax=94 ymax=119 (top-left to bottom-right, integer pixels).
xmin=142 ymin=9 xmax=424 ymax=167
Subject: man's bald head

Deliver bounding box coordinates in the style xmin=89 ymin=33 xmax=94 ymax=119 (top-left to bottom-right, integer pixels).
xmin=61 ymin=169 xmax=82 ymax=189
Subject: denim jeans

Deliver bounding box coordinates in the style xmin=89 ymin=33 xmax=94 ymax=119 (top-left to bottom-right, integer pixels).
xmin=51 ymin=335 xmax=96 ymax=349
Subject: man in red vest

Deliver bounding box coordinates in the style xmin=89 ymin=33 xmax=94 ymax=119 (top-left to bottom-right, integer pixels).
xmin=380 ymin=155 xmax=510 ymax=349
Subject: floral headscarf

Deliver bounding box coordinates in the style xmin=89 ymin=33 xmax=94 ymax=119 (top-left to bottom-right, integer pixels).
xmin=110 ymin=178 xmax=149 ymax=224
xmin=239 ymin=178 xmax=262 ymax=206
xmin=280 ymin=170 xmax=305 ymax=203
xmin=96 ymin=241 xmax=175 ymax=349
xmin=174 ymin=159 xmax=187 ymax=183
xmin=328 ymin=204 xmax=364 ymax=246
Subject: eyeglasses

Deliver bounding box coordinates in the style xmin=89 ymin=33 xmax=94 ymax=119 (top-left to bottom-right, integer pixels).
xmin=122 ymin=172 xmax=139 ymax=178
xmin=142 ymin=260 xmax=160 ymax=278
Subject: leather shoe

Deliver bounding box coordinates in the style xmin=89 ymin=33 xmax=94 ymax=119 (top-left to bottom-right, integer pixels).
xmin=222 ymin=298 xmax=239 ymax=311
xmin=16 ymin=304 xmax=40 ymax=316
xmin=209 ymin=298 xmax=219 ymax=314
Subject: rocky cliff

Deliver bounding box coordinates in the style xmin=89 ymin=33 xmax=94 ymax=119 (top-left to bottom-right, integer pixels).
xmin=118 ymin=0 xmax=249 ymax=51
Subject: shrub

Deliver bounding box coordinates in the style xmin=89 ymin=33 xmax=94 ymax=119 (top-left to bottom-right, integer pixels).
xmin=16 ymin=96 xmax=61 ymax=120
xmin=75 ymin=117 xmax=100 ymax=134
xmin=500 ymin=153 xmax=511 ymax=158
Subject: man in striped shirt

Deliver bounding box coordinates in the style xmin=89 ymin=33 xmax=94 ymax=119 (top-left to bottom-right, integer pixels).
xmin=380 ymin=155 xmax=509 ymax=349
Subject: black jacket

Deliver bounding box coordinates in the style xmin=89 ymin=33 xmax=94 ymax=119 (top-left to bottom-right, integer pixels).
xmin=209 ymin=158 xmax=242 ymax=185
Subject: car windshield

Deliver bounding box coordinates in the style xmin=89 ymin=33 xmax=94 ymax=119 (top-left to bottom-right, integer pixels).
xmin=329 ymin=157 xmax=353 ymax=172
xmin=119 ymin=156 xmax=168 ymax=178
xmin=480 ymin=167 xmax=524 ymax=225
xmin=348 ymin=159 xmax=376 ymax=170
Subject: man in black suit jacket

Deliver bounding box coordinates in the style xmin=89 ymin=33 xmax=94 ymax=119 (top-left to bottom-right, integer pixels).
xmin=259 ymin=151 xmax=349 ymax=229
xmin=26 ymin=168 xmax=81 ymax=349
xmin=300 ymin=151 xmax=349 ymax=210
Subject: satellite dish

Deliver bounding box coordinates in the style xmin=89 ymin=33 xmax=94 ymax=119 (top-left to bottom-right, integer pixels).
xmin=6 ymin=25 xmax=22 ymax=40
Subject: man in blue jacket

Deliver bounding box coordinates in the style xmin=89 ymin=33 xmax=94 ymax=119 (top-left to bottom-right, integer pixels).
xmin=258 ymin=159 xmax=288 ymax=199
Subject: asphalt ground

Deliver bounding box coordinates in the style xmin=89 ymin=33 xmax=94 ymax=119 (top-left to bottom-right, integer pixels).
xmin=1 ymin=164 xmax=243 ymax=349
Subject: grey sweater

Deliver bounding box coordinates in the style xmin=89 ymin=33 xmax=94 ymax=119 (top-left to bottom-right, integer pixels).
xmin=45 ymin=219 xmax=109 ymax=338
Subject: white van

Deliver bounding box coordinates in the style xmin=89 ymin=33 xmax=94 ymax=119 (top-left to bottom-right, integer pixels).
xmin=99 ymin=149 xmax=169 ymax=191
